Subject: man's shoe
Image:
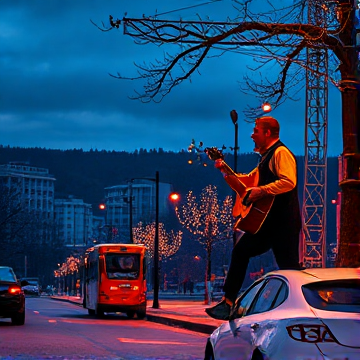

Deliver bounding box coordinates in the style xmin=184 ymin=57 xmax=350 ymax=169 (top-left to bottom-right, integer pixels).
xmin=205 ymin=299 xmax=231 ymax=320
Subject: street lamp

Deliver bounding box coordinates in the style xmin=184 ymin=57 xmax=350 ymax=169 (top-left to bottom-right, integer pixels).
xmin=98 ymin=203 xmax=110 ymax=242
xmin=230 ymin=110 xmax=239 ymax=247
xmin=169 ymin=192 xmax=180 ymax=202
xmin=153 ymin=171 xmax=160 ymax=309
xmin=262 ymin=102 xmax=272 ymax=113
xmin=230 ymin=110 xmax=239 ymax=174
xmin=128 ymin=172 xmax=160 ymax=309
xmin=127 ymin=182 xmax=134 ymax=244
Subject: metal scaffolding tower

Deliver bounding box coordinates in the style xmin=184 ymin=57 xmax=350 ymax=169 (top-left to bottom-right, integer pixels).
xmin=300 ymin=1 xmax=329 ymax=268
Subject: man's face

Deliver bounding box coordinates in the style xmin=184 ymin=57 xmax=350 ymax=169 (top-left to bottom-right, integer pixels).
xmin=251 ymin=124 xmax=268 ymax=153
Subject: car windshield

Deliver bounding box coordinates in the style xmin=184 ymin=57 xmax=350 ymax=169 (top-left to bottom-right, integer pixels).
xmin=302 ymin=279 xmax=360 ymax=313
xmin=105 ymin=254 xmax=140 ymax=280
xmin=22 ymin=278 xmax=40 ymax=286
xmin=26 ymin=281 xmax=39 ymax=286
xmin=0 ymin=267 xmax=16 ymax=282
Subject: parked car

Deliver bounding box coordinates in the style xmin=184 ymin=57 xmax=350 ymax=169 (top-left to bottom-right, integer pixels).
xmin=21 ymin=277 xmax=41 ymax=296
xmin=204 ymin=268 xmax=360 ymax=360
xmin=0 ymin=266 xmax=27 ymax=325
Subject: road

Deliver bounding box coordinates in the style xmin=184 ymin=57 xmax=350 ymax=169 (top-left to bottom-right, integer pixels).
xmin=0 ymin=297 xmax=208 ymax=360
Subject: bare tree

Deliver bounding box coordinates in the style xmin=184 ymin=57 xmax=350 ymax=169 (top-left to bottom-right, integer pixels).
xmin=103 ymin=0 xmax=360 ymax=267
xmin=174 ymin=185 xmax=233 ymax=303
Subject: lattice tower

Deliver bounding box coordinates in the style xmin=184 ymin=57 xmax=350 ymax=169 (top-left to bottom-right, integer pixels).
xmin=300 ymin=0 xmax=329 ymax=268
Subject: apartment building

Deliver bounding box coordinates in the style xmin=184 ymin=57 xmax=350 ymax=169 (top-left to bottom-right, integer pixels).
xmin=54 ymin=196 xmax=92 ymax=247
xmin=0 ymin=161 xmax=56 ymax=217
xmin=103 ymin=179 xmax=173 ymax=243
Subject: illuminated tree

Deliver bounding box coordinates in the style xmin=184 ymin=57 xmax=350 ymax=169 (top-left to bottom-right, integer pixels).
xmin=133 ymin=221 xmax=182 ymax=261
xmin=55 ymin=255 xmax=81 ymax=295
xmin=175 ymin=185 xmax=233 ymax=303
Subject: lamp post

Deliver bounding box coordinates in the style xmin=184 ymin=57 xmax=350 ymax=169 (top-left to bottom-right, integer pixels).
xmin=230 ymin=110 xmax=239 ymax=174
xmin=230 ymin=110 xmax=239 ymax=247
xmin=128 ymin=181 xmax=133 ymax=244
xmin=128 ymin=172 xmax=160 ymax=309
xmin=153 ymin=170 xmax=160 ymax=309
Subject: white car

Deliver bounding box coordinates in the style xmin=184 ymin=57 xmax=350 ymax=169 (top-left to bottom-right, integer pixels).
xmin=204 ymin=268 xmax=360 ymax=360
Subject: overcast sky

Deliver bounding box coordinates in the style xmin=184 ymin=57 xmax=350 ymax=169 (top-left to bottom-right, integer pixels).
xmin=0 ymin=0 xmax=343 ymax=156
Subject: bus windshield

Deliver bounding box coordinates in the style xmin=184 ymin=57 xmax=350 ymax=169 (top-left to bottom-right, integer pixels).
xmin=105 ymin=253 xmax=140 ymax=280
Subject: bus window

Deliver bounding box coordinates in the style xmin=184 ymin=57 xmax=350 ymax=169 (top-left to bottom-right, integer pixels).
xmin=105 ymin=254 xmax=140 ymax=280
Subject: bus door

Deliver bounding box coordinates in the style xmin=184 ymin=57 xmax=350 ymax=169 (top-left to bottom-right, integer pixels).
xmin=85 ymin=251 xmax=98 ymax=310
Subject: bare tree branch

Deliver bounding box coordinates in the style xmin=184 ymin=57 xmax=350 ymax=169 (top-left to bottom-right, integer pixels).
xmin=100 ymin=0 xmax=348 ymax=108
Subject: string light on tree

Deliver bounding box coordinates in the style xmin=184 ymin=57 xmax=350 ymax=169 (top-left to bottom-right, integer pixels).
xmin=174 ymin=185 xmax=233 ymax=304
xmin=132 ymin=221 xmax=182 ymax=261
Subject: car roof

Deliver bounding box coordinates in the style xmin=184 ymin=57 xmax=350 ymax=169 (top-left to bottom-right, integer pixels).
xmin=256 ymin=268 xmax=360 ymax=312
xmin=264 ymin=267 xmax=360 ymax=283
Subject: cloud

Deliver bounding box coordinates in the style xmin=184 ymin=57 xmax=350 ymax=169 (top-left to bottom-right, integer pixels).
xmin=0 ymin=0 xmax=343 ymax=156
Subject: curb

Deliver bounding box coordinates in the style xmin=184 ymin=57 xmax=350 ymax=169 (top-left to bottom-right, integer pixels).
xmin=145 ymin=313 xmax=217 ymax=334
xmin=50 ymin=296 xmax=216 ymax=335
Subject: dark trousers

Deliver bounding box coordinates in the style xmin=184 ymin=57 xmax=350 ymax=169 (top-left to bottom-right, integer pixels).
xmin=223 ymin=222 xmax=301 ymax=302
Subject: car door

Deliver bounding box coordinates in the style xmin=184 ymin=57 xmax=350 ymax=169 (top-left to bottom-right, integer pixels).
xmin=214 ymin=280 xmax=265 ymax=360
xmin=230 ymin=278 xmax=288 ymax=358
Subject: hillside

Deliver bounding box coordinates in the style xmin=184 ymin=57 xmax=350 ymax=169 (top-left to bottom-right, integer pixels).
xmin=0 ymin=146 xmax=340 ymax=243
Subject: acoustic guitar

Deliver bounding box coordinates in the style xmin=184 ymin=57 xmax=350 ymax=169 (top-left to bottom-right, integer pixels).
xmin=205 ymin=147 xmax=274 ymax=234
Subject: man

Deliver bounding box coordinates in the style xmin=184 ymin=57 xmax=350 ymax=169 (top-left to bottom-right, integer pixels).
xmin=205 ymin=116 xmax=302 ymax=320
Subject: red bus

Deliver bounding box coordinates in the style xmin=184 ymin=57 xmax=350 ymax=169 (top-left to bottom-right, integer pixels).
xmin=83 ymin=243 xmax=147 ymax=319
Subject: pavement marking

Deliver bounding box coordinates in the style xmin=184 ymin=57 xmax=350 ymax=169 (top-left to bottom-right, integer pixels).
xmin=48 ymin=320 xmax=57 ymax=323
xmin=117 ymin=338 xmax=192 ymax=345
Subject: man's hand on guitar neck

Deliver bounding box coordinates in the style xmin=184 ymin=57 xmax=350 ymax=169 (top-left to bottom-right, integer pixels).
xmin=214 ymin=159 xmax=226 ymax=170
xmin=214 ymin=159 xmax=234 ymax=176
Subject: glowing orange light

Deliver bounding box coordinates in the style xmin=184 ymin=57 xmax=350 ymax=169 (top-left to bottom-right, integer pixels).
xmin=169 ymin=193 xmax=180 ymax=202
xmin=99 ymin=203 xmax=106 ymax=210
xmin=262 ymin=102 xmax=272 ymax=112
xmin=188 ymin=160 xmax=193 ymax=164
xmin=331 ymin=199 xmax=337 ymax=204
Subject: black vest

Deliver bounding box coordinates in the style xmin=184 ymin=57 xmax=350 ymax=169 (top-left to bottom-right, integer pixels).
xmin=258 ymin=140 xmax=301 ymax=231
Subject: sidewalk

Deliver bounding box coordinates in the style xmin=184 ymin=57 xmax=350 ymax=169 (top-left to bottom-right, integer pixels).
xmin=50 ymin=294 xmax=224 ymax=335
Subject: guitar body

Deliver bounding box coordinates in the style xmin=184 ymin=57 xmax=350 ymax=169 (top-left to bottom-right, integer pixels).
xmin=234 ymin=195 xmax=274 ymax=234
xmin=205 ymin=147 xmax=274 ymax=234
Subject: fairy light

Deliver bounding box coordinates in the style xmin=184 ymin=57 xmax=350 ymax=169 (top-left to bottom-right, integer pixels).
xmin=174 ymin=184 xmax=233 ymax=303
xmin=174 ymin=185 xmax=233 ymax=244
xmin=133 ymin=221 xmax=182 ymax=260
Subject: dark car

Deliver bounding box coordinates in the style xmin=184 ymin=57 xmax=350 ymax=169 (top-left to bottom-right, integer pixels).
xmin=21 ymin=277 xmax=41 ymax=296
xmin=0 ymin=266 xmax=26 ymax=325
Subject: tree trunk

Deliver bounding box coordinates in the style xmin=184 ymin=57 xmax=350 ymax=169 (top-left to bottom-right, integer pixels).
xmin=204 ymin=245 xmax=212 ymax=305
xmin=336 ymin=0 xmax=360 ymax=267
xmin=337 ymin=83 xmax=360 ymax=267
